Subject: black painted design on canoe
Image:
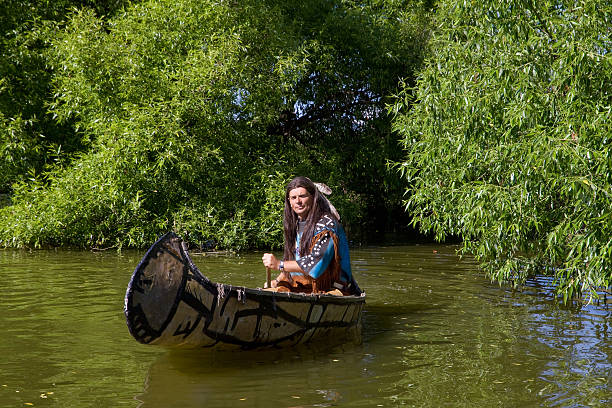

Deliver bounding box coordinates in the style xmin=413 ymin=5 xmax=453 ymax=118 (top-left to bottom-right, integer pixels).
xmin=125 ymin=232 xmax=365 ymax=349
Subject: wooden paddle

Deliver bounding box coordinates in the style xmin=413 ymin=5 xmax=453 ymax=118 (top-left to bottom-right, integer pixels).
xmin=266 ymin=267 xmax=271 ymax=288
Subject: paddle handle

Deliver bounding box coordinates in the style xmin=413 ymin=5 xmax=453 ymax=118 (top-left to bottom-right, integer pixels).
xmin=266 ymin=267 xmax=271 ymax=288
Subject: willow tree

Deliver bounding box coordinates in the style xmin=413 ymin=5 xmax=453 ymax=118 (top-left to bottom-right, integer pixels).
xmin=0 ymin=0 xmax=430 ymax=249
xmin=0 ymin=1 xmax=132 ymax=192
xmin=392 ymin=0 xmax=611 ymax=301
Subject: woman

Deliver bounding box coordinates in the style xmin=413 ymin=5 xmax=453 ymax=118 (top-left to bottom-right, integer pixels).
xmin=261 ymin=176 xmax=359 ymax=295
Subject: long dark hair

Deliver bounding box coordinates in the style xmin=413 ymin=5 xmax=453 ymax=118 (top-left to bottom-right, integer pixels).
xmin=283 ymin=176 xmax=333 ymax=261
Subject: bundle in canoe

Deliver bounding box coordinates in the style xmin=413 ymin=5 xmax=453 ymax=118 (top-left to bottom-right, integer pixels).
xmin=124 ymin=232 xmax=365 ymax=349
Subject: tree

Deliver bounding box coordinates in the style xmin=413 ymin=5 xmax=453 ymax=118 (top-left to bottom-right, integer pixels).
xmin=0 ymin=0 xmax=431 ymax=249
xmin=392 ymin=0 xmax=611 ymax=301
xmin=0 ymin=0 xmax=132 ymax=192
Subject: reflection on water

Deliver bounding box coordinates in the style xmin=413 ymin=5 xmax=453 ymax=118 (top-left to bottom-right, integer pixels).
xmin=0 ymin=244 xmax=610 ymax=407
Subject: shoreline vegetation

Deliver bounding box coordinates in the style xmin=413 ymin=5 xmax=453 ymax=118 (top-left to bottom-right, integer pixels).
xmin=0 ymin=0 xmax=609 ymax=302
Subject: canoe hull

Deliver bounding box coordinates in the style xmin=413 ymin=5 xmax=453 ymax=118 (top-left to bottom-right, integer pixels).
xmin=124 ymin=232 xmax=365 ymax=349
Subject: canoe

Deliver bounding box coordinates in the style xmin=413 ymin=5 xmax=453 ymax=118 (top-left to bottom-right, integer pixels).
xmin=124 ymin=232 xmax=365 ymax=349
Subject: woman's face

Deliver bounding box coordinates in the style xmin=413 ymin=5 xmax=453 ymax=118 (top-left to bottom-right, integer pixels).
xmin=288 ymin=187 xmax=313 ymax=220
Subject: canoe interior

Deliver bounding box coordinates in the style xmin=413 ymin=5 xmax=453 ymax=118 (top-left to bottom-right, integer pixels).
xmin=124 ymin=232 xmax=365 ymax=349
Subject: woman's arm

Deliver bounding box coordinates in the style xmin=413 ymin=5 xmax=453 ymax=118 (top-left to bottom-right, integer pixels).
xmin=262 ymin=253 xmax=306 ymax=286
xmin=261 ymin=253 xmax=302 ymax=272
xmin=296 ymin=232 xmax=335 ymax=279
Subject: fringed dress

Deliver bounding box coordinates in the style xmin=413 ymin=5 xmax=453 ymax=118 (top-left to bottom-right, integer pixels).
xmin=290 ymin=215 xmax=357 ymax=295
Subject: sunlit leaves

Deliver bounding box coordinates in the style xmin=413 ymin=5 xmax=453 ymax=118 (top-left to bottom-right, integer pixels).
xmin=392 ymin=0 xmax=611 ymax=301
xmin=0 ymin=1 xmax=132 ymax=192
xmin=0 ymin=0 xmax=430 ymax=249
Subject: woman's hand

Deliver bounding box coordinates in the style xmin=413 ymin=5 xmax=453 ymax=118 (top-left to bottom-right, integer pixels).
xmin=261 ymin=253 xmax=280 ymax=270
xmin=262 ymin=253 xmax=294 ymax=288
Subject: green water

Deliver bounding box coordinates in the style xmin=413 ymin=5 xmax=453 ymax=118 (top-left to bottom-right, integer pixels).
xmin=1 ymin=244 xmax=610 ymax=407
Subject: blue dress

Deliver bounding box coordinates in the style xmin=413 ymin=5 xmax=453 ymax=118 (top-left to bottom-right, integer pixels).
xmin=294 ymin=214 xmax=354 ymax=287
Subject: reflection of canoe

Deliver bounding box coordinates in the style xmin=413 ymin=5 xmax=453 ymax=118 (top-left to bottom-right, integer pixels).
xmin=124 ymin=232 xmax=365 ymax=349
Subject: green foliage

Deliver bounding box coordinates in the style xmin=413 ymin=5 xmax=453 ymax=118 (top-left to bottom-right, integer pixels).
xmin=392 ymin=0 xmax=611 ymax=300
xmin=0 ymin=0 xmax=132 ymax=192
xmin=0 ymin=0 xmax=430 ymax=249
xmin=0 ymin=113 xmax=42 ymax=187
